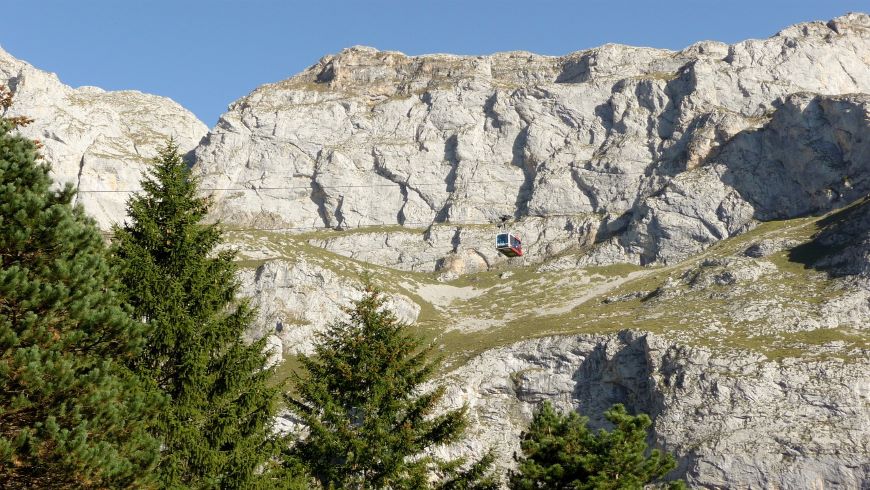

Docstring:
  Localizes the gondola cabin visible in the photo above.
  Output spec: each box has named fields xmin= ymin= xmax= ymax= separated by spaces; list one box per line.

xmin=496 ymin=232 xmax=523 ymax=257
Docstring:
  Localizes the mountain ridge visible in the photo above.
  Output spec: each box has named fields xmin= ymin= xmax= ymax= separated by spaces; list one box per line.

xmin=0 ymin=44 xmax=207 ymax=228
xmin=193 ymin=12 xmax=870 ymax=276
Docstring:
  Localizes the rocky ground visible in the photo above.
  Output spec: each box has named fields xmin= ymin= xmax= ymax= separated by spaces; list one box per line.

xmin=2 ymin=13 xmax=869 ymax=488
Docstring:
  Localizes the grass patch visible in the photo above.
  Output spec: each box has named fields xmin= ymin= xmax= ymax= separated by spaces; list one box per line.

xmin=297 ymin=224 xmax=427 ymax=241
xmin=225 ymin=202 xmax=869 ymax=382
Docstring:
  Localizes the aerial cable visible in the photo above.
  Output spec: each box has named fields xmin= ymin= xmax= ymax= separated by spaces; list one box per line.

xmin=76 ymin=167 xmax=659 ymax=194
xmin=76 ymin=157 xmax=662 ymax=194
xmin=99 ymin=210 xmax=604 ymax=235
xmin=78 ymin=179 xmax=528 ymax=193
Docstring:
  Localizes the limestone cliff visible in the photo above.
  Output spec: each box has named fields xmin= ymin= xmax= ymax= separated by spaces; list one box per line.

xmin=194 ymin=13 xmax=870 ymax=274
xmin=435 ymin=331 xmax=869 ymax=488
xmin=0 ymin=46 xmax=207 ymax=228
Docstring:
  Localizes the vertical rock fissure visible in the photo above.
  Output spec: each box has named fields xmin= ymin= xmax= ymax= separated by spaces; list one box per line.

xmin=334 ymin=195 xmax=347 ymax=229
xmin=371 ymin=149 xmax=439 ymax=225
xmin=482 ymin=92 xmax=502 ymax=129
xmin=72 ymin=153 xmax=86 ymax=206
xmin=571 ymin=168 xmax=601 ymax=213
xmin=397 ymin=182 xmax=408 ymax=225
xmin=309 ymin=178 xmax=331 ymax=228
xmin=512 ymin=126 xmax=535 ymax=218
xmin=435 ymin=134 xmax=461 ymax=223
xmin=443 ymin=134 xmax=459 ymax=193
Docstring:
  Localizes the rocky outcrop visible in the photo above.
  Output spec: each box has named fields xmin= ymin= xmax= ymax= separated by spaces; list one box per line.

xmin=0 ymin=46 xmax=207 ymax=228
xmin=435 ymin=331 xmax=870 ymax=489
xmin=790 ymin=197 xmax=870 ymax=277
xmin=617 ymin=93 xmax=870 ymax=265
xmin=194 ymin=13 xmax=870 ymax=272
xmin=239 ymin=259 xmax=420 ymax=355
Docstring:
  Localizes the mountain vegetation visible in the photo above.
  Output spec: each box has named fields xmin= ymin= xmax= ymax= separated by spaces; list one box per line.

xmin=510 ymin=401 xmax=681 ymax=489
xmin=0 ymin=88 xmax=162 ymax=488
xmin=111 ymin=142 xmax=294 ymax=488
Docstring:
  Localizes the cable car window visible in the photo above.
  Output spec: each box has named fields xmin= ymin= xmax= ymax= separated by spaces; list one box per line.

xmin=510 ymin=236 xmax=520 ymax=248
xmin=496 ymin=234 xmax=509 ymax=247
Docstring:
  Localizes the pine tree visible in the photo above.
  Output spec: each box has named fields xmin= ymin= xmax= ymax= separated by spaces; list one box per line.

xmin=0 ymin=87 xmax=161 ymax=487
xmin=287 ymin=283 xmax=498 ymax=489
xmin=112 ymin=141 xmax=293 ymax=488
xmin=510 ymin=402 xmax=682 ymax=489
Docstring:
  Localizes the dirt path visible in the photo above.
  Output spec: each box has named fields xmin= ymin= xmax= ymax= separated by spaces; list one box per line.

xmin=534 ymin=269 xmax=651 ymax=316
xmin=415 ymin=283 xmax=485 ymax=307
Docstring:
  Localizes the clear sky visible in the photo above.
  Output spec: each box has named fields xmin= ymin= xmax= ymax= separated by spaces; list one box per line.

xmin=1 ymin=1 xmax=865 ymax=126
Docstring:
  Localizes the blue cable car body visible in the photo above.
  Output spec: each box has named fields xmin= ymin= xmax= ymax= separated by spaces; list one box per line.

xmin=496 ymin=232 xmax=523 ymax=257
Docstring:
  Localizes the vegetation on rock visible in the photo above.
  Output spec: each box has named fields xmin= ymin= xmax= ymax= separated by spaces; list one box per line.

xmin=287 ymin=283 xmax=498 ymax=489
xmin=510 ymin=401 xmax=681 ymax=489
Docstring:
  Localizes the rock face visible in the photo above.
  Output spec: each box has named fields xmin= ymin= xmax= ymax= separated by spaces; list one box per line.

xmin=0 ymin=46 xmax=207 ymax=228
xmin=791 ymin=197 xmax=870 ymax=277
xmin=238 ymin=259 xmax=420 ymax=355
xmin=618 ymin=93 xmax=870 ymax=266
xmin=194 ymin=13 xmax=870 ymax=271
xmin=435 ymin=331 xmax=869 ymax=489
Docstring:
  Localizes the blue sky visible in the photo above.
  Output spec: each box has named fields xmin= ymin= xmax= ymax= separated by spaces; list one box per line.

xmin=1 ymin=1 xmax=865 ymax=126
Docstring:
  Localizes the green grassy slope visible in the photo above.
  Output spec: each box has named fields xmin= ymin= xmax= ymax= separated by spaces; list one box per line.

xmin=228 ymin=201 xmax=869 ymax=381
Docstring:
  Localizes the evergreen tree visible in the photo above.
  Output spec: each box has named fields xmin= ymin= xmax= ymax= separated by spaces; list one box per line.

xmin=510 ymin=402 xmax=682 ymax=489
xmin=0 ymin=88 xmax=161 ymax=487
xmin=288 ymin=283 xmax=498 ymax=489
xmin=112 ymin=141 xmax=293 ymax=488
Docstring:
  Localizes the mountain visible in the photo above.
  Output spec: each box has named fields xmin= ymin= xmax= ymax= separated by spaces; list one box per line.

xmin=193 ymin=12 xmax=870 ymax=276
xmin=2 ymin=13 xmax=869 ymax=488
xmin=0 ymin=46 xmax=207 ymax=228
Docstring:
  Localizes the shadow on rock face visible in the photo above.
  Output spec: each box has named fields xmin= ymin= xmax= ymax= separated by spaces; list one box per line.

xmin=719 ymin=94 xmax=870 ymax=222
xmin=789 ymin=196 xmax=870 ymax=277
xmin=612 ymin=94 xmax=870 ymax=266
xmin=567 ymin=332 xmax=693 ymax=482
xmin=570 ymin=332 xmax=662 ymax=429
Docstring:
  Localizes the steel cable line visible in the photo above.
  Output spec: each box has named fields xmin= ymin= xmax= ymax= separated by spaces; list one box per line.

xmin=78 ymin=179 xmax=525 ymax=193
xmin=224 ymin=216 xmax=595 ymax=233
xmin=99 ymin=210 xmax=605 ymax=235
xmin=84 ymin=164 xmax=650 ymax=234
xmin=77 ymin=166 xmax=659 ymax=194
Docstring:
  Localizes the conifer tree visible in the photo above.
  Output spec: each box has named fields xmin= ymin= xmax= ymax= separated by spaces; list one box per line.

xmin=287 ymin=283 xmax=498 ymax=489
xmin=0 ymin=88 xmax=161 ymax=487
xmin=112 ymin=142 xmax=293 ymax=488
xmin=510 ymin=402 xmax=682 ymax=489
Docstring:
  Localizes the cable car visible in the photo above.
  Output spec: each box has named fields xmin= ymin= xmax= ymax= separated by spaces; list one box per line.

xmin=496 ymin=231 xmax=523 ymax=257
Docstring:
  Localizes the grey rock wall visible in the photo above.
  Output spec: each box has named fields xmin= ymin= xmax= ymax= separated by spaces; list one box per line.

xmin=0 ymin=46 xmax=207 ymax=228
xmin=194 ymin=13 xmax=870 ymax=271
xmin=615 ymin=93 xmax=870 ymax=265
xmin=238 ymin=259 xmax=420 ymax=355
xmin=436 ymin=331 xmax=869 ymax=489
